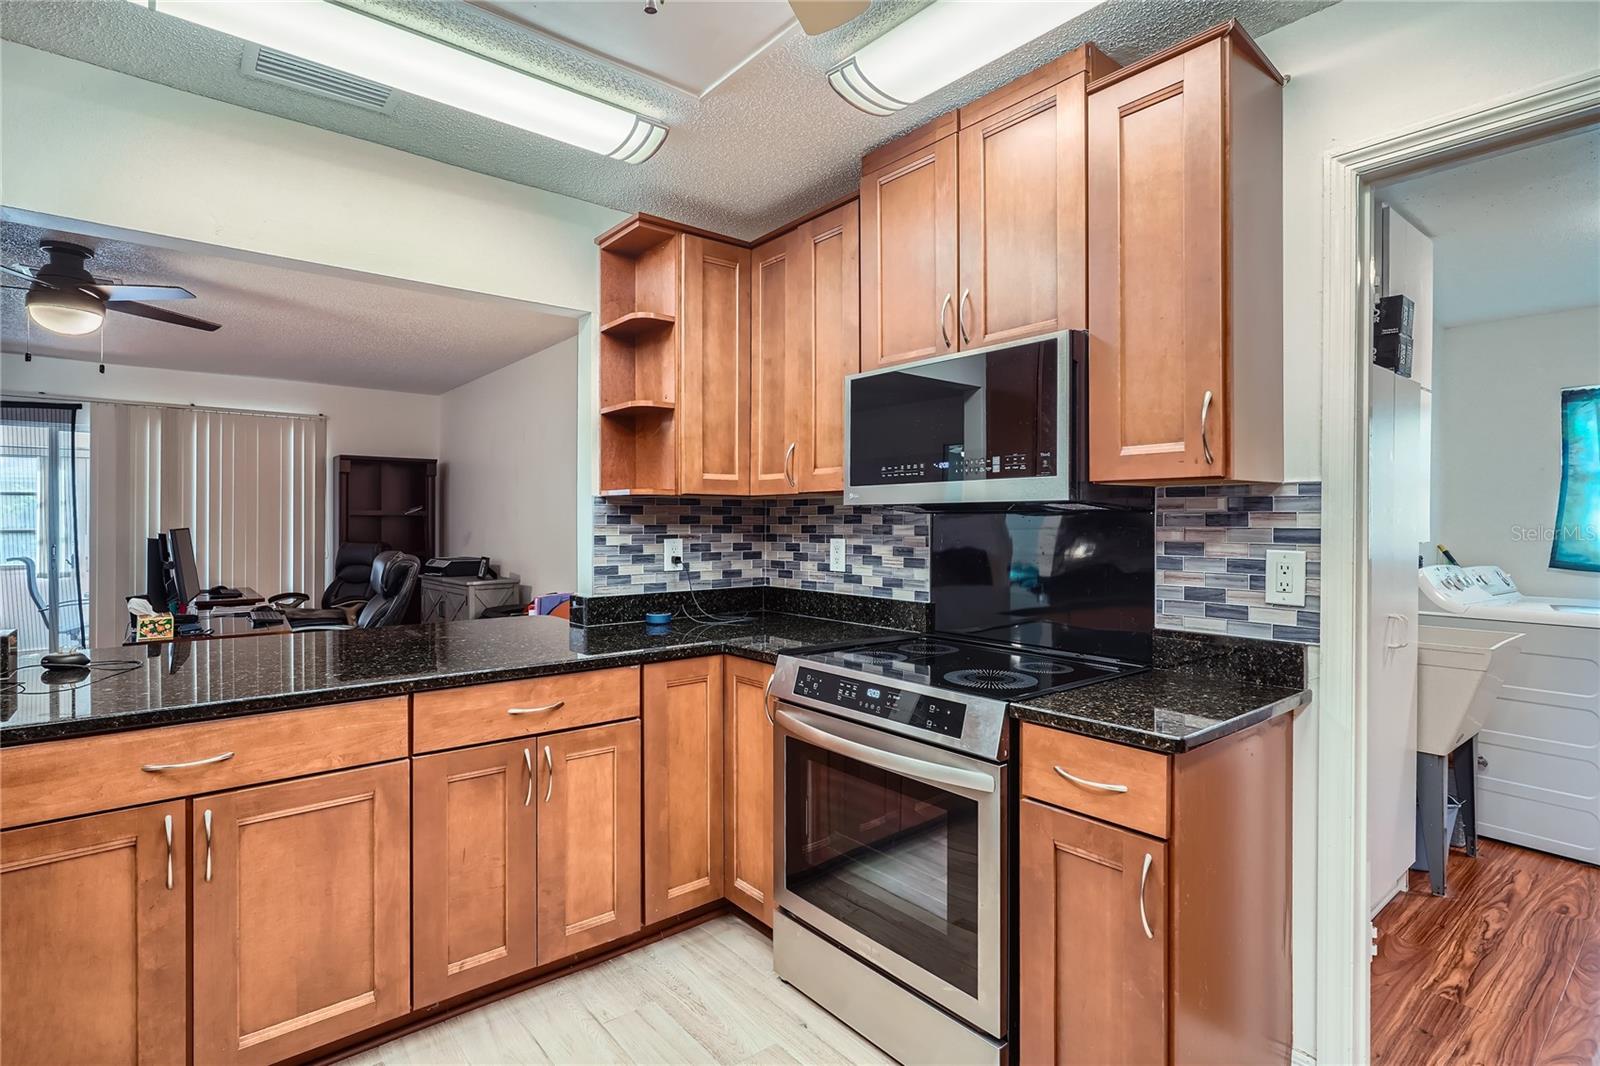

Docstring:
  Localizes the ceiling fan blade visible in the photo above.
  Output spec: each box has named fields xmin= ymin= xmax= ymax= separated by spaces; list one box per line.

xmin=0 ymin=264 xmax=54 ymax=287
xmin=108 ymin=300 xmax=221 ymax=332
xmin=789 ymin=0 xmax=869 ymax=35
xmin=91 ymin=284 xmax=197 ymax=302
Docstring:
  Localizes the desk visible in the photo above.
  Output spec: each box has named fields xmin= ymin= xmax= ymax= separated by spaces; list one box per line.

xmin=125 ymin=612 xmax=288 ymax=646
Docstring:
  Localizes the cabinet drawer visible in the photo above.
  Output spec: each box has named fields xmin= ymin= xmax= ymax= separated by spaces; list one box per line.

xmin=1020 ymin=724 xmax=1170 ymax=838
xmin=0 ymin=698 xmax=409 ymax=830
xmin=411 ymin=667 xmax=640 ymax=753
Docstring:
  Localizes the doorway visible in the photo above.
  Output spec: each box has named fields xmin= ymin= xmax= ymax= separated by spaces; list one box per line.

xmin=0 ymin=401 xmax=90 ymax=653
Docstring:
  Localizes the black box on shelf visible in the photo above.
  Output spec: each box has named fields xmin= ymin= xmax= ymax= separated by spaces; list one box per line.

xmin=1374 ymin=294 xmax=1415 ymax=339
xmin=1374 ymin=332 xmax=1414 ymax=378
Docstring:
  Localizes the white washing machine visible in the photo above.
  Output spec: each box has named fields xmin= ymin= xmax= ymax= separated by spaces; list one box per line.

xmin=1419 ymin=565 xmax=1600 ymax=865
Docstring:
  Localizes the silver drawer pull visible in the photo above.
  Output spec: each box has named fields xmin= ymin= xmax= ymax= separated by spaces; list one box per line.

xmin=784 ymin=441 xmax=797 ymax=488
xmin=1139 ymin=853 xmax=1154 ymax=940
xmin=163 ymin=814 xmax=174 ymax=891
xmin=958 ymin=288 xmax=972 ymax=344
xmin=763 ymin=673 xmax=776 ymax=727
xmin=938 ymin=293 xmax=953 ymax=349
xmin=522 ymin=747 xmax=533 ymax=808
xmin=508 ymin=700 xmax=565 ymax=716
xmin=543 ymin=745 xmax=554 ymax=803
xmin=1200 ymin=389 xmax=1215 ymax=465
xmin=1053 ymin=765 xmax=1129 ymax=794
xmin=203 ymin=808 xmax=214 ymax=884
xmin=142 ymin=751 xmax=234 ymax=773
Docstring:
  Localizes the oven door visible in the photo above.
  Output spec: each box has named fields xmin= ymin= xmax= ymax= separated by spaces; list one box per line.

xmin=773 ymin=702 xmax=1005 ymax=1037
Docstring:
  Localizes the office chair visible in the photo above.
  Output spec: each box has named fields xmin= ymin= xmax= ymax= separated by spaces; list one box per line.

xmin=269 ymin=542 xmax=384 ymax=612
xmin=7 ymin=555 xmax=88 ymax=645
xmin=284 ymin=551 xmax=420 ymax=631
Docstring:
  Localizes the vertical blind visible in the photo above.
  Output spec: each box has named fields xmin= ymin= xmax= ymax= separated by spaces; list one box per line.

xmin=89 ymin=402 xmax=327 ymax=646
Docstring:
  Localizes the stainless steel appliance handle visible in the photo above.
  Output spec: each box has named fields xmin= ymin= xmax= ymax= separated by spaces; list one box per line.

xmin=784 ymin=442 xmax=797 ymax=488
xmin=1052 ymin=765 xmax=1129 ymax=794
xmin=522 ymin=747 xmax=534 ymax=807
xmin=142 ymin=751 xmax=234 ymax=773
xmin=202 ymin=808 xmax=214 ymax=884
xmin=958 ymin=288 xmax=972 ymax=344
xmin=938 ymin=293 xmax=952 ymax=349
xmin=1200 ymin=389 xmax=1215 ymax=465
xmin=774 ymin=705 xmax=995 ymax=795
xmin=1139 ymin=853 xmax=1154 ymax=939
xmin=163 ymin=813 xmax=174 ymax=891
xmin=543 ymin=745 xmax=553 ymax=803
xmin=763 ymin=673 xmax=776 ymax=726
xmin=508 ymin=700 xmax=565 ymax=716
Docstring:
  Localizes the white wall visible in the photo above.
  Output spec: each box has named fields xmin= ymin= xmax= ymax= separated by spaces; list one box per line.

xmin=1262 ymin=0 xmax=1600 ymax=480
xmin=439 ymin=337 xmax=579 ymax=597
xmin=1432 ymin=306 xmax=1600 ymax=600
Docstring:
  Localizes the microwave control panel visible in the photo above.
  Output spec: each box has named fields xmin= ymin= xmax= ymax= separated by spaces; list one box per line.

xmin=793 ymin=667 xmax=968 ymax=738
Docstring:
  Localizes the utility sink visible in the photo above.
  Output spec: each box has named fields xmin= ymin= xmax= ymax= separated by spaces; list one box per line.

xmin=1416 ymin=625 xmax=1524 ymax=756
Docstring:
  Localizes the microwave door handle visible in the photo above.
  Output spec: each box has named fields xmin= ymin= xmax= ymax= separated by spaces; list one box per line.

xmin=773 ymin=705 xmax=995 ymax=797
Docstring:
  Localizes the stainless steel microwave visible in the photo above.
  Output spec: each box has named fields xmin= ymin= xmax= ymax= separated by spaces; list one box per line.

xmin=844 ymin=330 xmax=1085 ymax=506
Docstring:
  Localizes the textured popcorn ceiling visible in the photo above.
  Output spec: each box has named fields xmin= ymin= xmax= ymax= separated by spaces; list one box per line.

xmin=1 ymin=215 xmax=579 ymax=393
xmin=0 ymin=0 xmax=1334 ymax=241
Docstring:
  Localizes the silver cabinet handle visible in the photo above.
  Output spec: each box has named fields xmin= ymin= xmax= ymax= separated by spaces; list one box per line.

xmin=938 ymin=293 xmax=952 ymax=349
xmin=522 ymin=747 xmax=534 ymax=808
xmin=142 ymin=751 xmax=234 ymax=773
xmin=163 ymin=813 xmax=174 ymax=891
xmin=958 ymin=288 xmax=972 ymax=345
xmin=1139 ymin=853 xmax=1154 ymax=940
xmin=784 ymin=442 xmax=797 ymax=488
xmin=1200 ymin=389 xmax=1215 ymax=465
xmin=542 ymin=745 xmax=553 ymax=803
xmin=202 ymin=808 xmax=213 ymax=884
xmin=763 ymin=672 xmax=776 ymax=726
xmin=1053 ymin=765 xmax=1129 ymax=794
xmin=508 ymin=700 xmax=565 ymax=716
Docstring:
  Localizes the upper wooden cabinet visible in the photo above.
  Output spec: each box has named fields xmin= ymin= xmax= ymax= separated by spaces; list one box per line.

xmin=643 ymin=657 xmax=727 ymax=923
xmin=1 ymin=801 xmax=188 ymax=1066
xmin=1086 ymin=23 xmax=1285 ymax=483
xmin=680 ymin=235 xmax=753 ymax=494
xmin=751 ymin=200 xmax=861 ymax=494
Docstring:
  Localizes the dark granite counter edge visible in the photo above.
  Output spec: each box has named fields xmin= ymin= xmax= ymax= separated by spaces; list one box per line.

xmin=1010 ymin=687 xmax=1311 ymax=755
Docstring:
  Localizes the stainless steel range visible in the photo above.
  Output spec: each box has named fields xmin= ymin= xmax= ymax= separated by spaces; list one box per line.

xmin=770 ymin=506 xmax=1154 ymax=1065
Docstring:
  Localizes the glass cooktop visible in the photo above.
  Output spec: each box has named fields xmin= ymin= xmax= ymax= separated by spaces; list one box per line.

xmin=803 ymin=635 xmax=1142 ymax=702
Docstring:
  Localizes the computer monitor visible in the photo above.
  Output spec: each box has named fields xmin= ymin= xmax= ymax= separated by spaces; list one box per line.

xmin=168 ymin=527 xmax=201 ymax=608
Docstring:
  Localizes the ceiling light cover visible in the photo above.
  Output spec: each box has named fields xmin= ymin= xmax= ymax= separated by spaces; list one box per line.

xmin=26 ymin=287 xmax=106 ymax=336
xmin=131 ymin=0 xmax=668 ymax=162
xmin=829 ymin=0 xmax=1106 ymax=115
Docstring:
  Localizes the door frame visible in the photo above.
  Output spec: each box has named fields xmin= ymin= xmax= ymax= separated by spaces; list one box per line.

xmin=1314 ymin=70 xmax=1600 ymax=1066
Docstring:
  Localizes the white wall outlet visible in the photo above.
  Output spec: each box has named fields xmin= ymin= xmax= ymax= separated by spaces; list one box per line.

xmin=663 ymin=537 xmax=684 ymax=573
xmin=1265 ymin=549 xmax=1307 ymax=607
xmin=828 ymin=537 xmax=847 ymax=573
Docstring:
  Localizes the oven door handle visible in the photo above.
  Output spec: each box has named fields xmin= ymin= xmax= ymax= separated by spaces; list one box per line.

xmin=773 ymin=705 xmax=996 ymax=796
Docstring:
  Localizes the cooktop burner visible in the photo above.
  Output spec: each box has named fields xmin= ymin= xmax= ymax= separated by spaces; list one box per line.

xmin=1014 ymin=657 xmax=1077 ymax=675
xmin=942 ymin=668 xmax=1038 ymax=692
xmin=899 ymin=640 xmax=960 ymax=656
xmin=843 ymin=649 xmax=908 ymax=664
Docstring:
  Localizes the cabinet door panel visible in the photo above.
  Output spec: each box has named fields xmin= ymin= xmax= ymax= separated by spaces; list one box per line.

xmin=723 ymin=657 xmax=775 ymax=925
xmin=1088 ymin=41 xmax=1228 ymax=481
xmin=680 ymin=235 xmax=752 ymax=494
xmin=413 ymin=740 xmax=537 ymax=1007
xmin=644 ymin=657 xmax=726 ymax=923
xmin=1 ymin=802 xmax=187 ymax=1066
xmin=958 ymin=76 xmax=1086 ymax=347
xmin=537 ymin=720 xmax=643 ymax=963
xmin=861 ymin=136 xmax=958 ymax=369
xmin=797 ymin=203 xmax=860 ymax=492
xmin=193 ymin=762 xmax=410 ymax=1066
xmin=1019 ymin=799 xmax=1167 ymax=1066
xmin=750 ymin=232 xmax=800 ymax=495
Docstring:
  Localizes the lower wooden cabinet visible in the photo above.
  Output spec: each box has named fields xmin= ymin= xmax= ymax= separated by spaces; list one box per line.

xmin=723 ymin=657 xmax=775 ymax=924
xmin=1020 ymin=799 xmax=1168 ymax=1066
xmin=643 ymin=657 xmax=726 ymax=923
xmin=536 ymin=719 xmax=643 ymax=964
xmin=412 ymin=739 xmax=538 ymax=1008
xmin=1 ymin=801 xmax=188 ymax=1066
xmin=192 ymin=761 xmax=412 ymax=1066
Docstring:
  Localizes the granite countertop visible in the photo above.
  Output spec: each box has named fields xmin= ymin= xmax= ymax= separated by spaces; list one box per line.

xmin=0 ymin=612 xmax=899 ymax=746
xmin=1010 ymin=670 xmax=1310 ymax=754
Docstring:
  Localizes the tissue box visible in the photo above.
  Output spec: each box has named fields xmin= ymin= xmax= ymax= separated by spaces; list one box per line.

xmin=134 ymin=613 xmax=176 ymax=643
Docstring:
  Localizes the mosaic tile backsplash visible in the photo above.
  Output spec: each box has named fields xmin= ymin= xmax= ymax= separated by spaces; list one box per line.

xmin=1155 ymin=483 xmax=1322 ymax=644
xmin=591 ymin=496 xmax=930 ymax=602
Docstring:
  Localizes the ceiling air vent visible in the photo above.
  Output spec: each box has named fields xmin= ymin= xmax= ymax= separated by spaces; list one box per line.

xmin=241 ymin=44 xmax=397 ymax=113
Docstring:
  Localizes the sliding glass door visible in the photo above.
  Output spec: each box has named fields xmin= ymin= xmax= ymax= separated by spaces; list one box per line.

xmin=1 ymin=402 xmax=90 ymax=653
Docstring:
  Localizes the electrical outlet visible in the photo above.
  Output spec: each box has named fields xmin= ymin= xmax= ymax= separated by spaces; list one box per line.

xmin=829 ymin=537 xmax=847 ymax=573
xmin=663 ymin=537 xmax=684 ymax=573
xmin=1265 ymin=549 xmax=1306 ymax=607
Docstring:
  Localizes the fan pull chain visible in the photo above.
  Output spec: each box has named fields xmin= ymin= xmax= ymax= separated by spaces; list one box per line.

xmin=24 ymin=316 xmax=33 ymax=361
xmin=98 ymin=319 xmax=106 ymax=374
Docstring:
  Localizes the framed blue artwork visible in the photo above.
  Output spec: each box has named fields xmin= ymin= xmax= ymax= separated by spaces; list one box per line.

xmin=1551 ymin=385 xmax=1600 ymax=572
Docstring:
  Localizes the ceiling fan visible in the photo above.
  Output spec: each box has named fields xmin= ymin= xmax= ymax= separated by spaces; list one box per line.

xmin=1 ymin=240 xmax=220 ymax=336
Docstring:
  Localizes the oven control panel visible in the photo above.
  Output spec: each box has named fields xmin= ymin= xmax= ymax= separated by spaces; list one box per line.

xmin=793 ymin=667 xmax=968 ymax=738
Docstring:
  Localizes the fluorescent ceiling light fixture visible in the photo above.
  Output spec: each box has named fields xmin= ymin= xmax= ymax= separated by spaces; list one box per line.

xmin=829 ymin=0 xmax=1105 ymax=115
xmin=129 ymin=0 xmax=668 ymax=163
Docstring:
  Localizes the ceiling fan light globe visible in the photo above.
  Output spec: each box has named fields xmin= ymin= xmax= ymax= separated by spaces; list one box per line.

xmin=26 ymin=287 xmax=106 ymax=336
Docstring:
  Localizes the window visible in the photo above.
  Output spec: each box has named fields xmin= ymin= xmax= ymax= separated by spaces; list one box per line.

xmin=0 ymin=403 xmax=91 ymax=653
xmin=1552 ymin=385 xmax=1600 ymax=572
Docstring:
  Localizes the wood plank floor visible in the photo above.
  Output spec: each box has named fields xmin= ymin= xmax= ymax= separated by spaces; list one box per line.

xmin=1372 ymin=839 xmax=1600 ymax=1065
xmin=339 ymin=917 xmax=893 ymax=1065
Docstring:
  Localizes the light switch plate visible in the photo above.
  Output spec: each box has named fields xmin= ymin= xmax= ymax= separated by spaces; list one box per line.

xmin=663 ymin=537 xmax=684 ymax=573
xmin=828 ymin=538 xmax=846 ymax=573
xmin=1266 ymin=549 xmax=1306 ymax=607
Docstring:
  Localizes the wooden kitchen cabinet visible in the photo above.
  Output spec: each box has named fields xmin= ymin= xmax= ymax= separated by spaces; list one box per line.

xmin=1086 ymin=22 xmax=1285 ymax=483
xmin=1019 ymin=799 xmax=1168 ymax=1066
xmin=679 ymin=234 xmax=753 ymax=494
xmin=536 ymin=719 xmax=643 ymax=964
xmin=1 ymin=801 xmax=188 ymax=1066
xmin=412 ymin=739 xmax=538 ymax=1008
xmin=751 ymin=201 xmax=861 ymax=495
xmin=192 ymin=761 xmax=411 ymax=1066
xmin=643 ymin=657 xmax=726 ymax=923
xmin=723 ymin=656 xmax=775 ymax=924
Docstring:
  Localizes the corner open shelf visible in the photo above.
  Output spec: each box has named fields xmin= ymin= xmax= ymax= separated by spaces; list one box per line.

xmin=600 ymin=311 xmax=676 ymax=339
xmin=599 ymin=399 xmax=676 ymax=417
xmin=598 ymin=217 xmax=681 ymax=496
